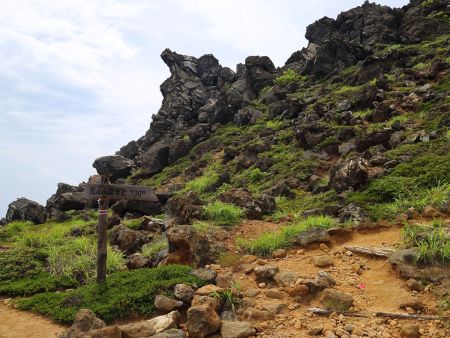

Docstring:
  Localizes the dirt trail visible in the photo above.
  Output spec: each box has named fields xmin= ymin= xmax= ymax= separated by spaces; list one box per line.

xmin=217 ymin=222 xmax=449 ymax=337
xmin=0 ymin=300 xmax=67 ymax=338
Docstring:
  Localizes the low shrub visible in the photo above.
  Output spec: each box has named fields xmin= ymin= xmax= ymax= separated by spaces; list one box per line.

xmin=18 ymin=265 xmax=207 ymax=323
xmin=204 ymin=201 xmax=244 ymax=226
xmin=238 ymin=215 xmax=336 ymax=256
xmin=0 ymin=273 xmax=76 ymax=296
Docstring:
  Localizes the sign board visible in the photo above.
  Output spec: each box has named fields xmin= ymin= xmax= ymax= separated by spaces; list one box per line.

xmin=84 ymin=183 xmax=158 ymax=202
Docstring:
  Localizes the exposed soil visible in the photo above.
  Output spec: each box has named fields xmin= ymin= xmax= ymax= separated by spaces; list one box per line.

xmin=212 ymin=221 xmax=450 ymax=337
xmin=0 ymin=299 xmax=67 ymax=338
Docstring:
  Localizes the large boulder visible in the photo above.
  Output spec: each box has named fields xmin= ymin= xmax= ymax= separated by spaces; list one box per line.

xmin=92 ymin=155 xmax=134 ymax=181
xmin=60 ymin=309 xmax=106 ymax=338
xmin=319 ymin=288 xmax=354 ymax=311
xmin=46 ymin=182 xmax=87 ymax=217
xmin=5 ymin=198 xmax=47 ymax=224
xmin=111 ymin=199 xmax=162 ymax=218
xmin=186 ymin=304 xmax=222 ymax=338
xmin=165 ymin=192 xmax=203 ymax=226
xmin=245 ymin=55 xmax=276 ymax=92
xmin=329 ymin=157 xmax=369 ymax=193
xmin=137 ymin=142 xmax=170 ymax=178
xmin=165 ymin=224 xmax=213 ymax=267
xmin=110 ymin=225 xmax=154 ymax=255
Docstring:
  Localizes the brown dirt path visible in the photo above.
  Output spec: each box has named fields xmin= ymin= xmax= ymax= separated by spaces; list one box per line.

xmin=0 ymin=300 xmax=67 ymax=338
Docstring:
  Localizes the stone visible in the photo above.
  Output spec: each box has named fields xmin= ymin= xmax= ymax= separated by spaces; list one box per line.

xmin=221 ymin=320 xmax=256 ymax=338
xmin=110 ymin=225 xmax=154 ymax=255
xmin=191 ymin=268 xmax=217 ymax=283
xmin=126 ymin=254 xmax=150 ymax=270
xmin=246 ymin=289 xmax=261 ymax=298
xmin=265 ymin=289 xmax=285 ymax=299
xmin=5 ymin=198 xmax=47 ymax=224
xmin=254 ymin=265 xmax=278 ymax=283
xmin=165 ymin=193 xmax=203 ymax=226
xmin=186 ymin=304 xmax=222 ymax=338
xmin=137 ymin=142 xmax=170 ymax=177
xmin=262 ymin=301 xmax=286 ymax=314
xmin=286 ymin=284 xmax=310 ymax=298
xmin=329 ymin=158 xmax=369 ymax=193
xmin=154 ymin=295 xmax=183 ymax=313
xmin=308 ymin=322 xmax=324 ymax=335
xmin=274 ymin=271 xmax=302 ymax=287
xmin=399 ymin=297 xmax=426 ymax=311
xmin=293 ymin=228 xmax=331 ymax=247
xmin=272 ymin=249 xmax=287 ymax=259
xmin=216 ymin=272 xmax=233 ymax=288
xmin=174 ymin=284 xmax=196 ymax=303
xmin=405 ymin=279 xmax=423 ymax=292
xmin=399 ymin=324 xmax=420 ymax=338
xmin=422 ymin=205 xmax=442 ymax=218
xmin=338 ymin=203 xmax=368 ymax=224
xmin=151 ymin=329 xmax=186 ymax=338
xmin=119 ymin=310 xmax=180 ymax=337
xmin=196 ymin=284 xmax=223 ymax=296
xmin=60 ymin=309 xmax=106 ymax=338
xmin=92 ymin=155 xmax=134 ymax=181
xmin=241 ymin=307 xmax=274 ymax=321
xmin=320 ymin=288 xmax=354 ymax=311
xmin=165 ymin=225 xmax=212 ymax=267
xmin=191 ymin=295 xmax=222 ymax=312
xmin=80 ymin=326 xmax=121 ymax=338
xmin=312 ymin=255 xmax=334 ymax=267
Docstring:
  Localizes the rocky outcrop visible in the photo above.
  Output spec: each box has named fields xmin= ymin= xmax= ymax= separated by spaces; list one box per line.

xmin=110 ymin=225 xmax=154 ymax=255
xmin=285 ymin=0 xmax=450 ymax=77
xmin=46 ymin=182 xmax=87 ymax=217
xmin=5 ymin=198 xmax=47 ymax=224
xmin=329 ymin=157 xmax=369 ymax=193
xmin=92 ymin=155 xmax=135 ymax=182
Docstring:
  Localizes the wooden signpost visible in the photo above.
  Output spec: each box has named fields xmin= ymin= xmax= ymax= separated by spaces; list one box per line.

xmin=84 ymin=177 xmax=157 ymax=283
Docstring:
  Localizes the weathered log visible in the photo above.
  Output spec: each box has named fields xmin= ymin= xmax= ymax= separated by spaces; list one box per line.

xmin=308 ymin=308 xmax=448 ymax=321
xmin=344 ymin=245 xmax=395 ymax=257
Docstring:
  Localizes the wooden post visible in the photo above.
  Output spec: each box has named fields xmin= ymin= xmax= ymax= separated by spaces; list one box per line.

xmin=96 ymin=176 xmax=109 ymax=283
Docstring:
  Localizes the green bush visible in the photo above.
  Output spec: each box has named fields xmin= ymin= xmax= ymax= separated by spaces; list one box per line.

xmin=18 ymin=265 xmax=207 ymax=323
xmin=47 ymin=238 xmax=125 ymax=283
xmin=238 ymin=215 xmax=337 ymax=256
xmin=273 ymin=69 xmax=306 ymax=86
xmin=204 ymin=201 xmax=244 ymax=225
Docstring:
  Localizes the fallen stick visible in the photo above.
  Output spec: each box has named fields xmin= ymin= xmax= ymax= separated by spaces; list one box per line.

xmin=308 ymin=308 xmax=449 ymax=321
xmin=344 ymin=245 xmax=395 ymax=257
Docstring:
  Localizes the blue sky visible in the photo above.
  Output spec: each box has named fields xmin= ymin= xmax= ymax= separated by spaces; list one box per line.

xmin=0 ymin=0 xmax=408 ymax=217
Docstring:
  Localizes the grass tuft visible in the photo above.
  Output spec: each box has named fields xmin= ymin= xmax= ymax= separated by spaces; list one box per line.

xmin=204 ymin=201 xmax=244 ymax=226
xmin=238 ymin=215 xmax=336 ymax=256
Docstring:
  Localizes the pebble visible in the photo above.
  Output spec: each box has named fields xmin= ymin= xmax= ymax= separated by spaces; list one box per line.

xmin=258 ymin=282 xmax=267 ymax=288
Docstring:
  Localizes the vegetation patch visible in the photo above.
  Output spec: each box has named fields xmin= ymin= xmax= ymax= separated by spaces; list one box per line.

xmin=402 ymin=221 xmax=450 ymax=266
xmin=273 ymin=69 xmax=306 ymax=86
xmin=18 ymin=265 xmax=207 ymax=323
xmin=141 ymin=239 xmax=168 ymax=259
xmin=237 ymin=215 xmax=337 ymax=256
xmin=204 ymin=201 xmax=244 ymax=226
xmin=0 ymin=273 xmax=76 ymax=297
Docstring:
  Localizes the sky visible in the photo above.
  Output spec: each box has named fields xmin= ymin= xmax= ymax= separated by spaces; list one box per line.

xmin=0 ymin=0 xmax=409 ymax=217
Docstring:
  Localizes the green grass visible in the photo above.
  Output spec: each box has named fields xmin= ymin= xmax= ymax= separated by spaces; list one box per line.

xmin=184 ymin=172 xmax=219 ymax=194
xmin=402 ymin=221 xmax=450 ymax=265
xmin=18 ymin=265 xmax=207 ymax=323
xmin=237 ymin=215 xmax=337 ymax=256
xmin=46 ymin=237 xmax=125 ymax=283
xmin=122 ymin=218 xmax=142 ymax=230
xmin=203 ymin=201 xmax=244 ymax=226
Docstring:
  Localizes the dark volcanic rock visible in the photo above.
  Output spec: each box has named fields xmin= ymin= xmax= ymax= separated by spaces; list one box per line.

xmin=92 ymin=155 xmax=134 ymax=181
xmin=137 ymin=142 xmax=170 ymax=178
xmin=165 ymin=192 xmax=203 ymax=226
xmin=329 ymin=157 xmax=369 ymax=193
xmin=110 ymin=225 xmax=154 ymax=255
xmin=5 ymin=198 xmax=47 ymax=224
